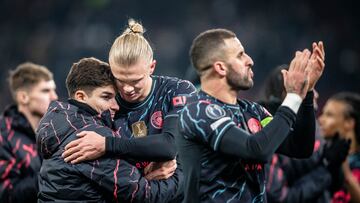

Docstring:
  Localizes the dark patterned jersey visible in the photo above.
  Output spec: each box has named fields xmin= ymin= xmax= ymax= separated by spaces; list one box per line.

xmin=37 ymin=100 xmax=179 ymax=202
xmin=332 ymin=152 xmax=360 ymax=203
xmin=178 ymin=91 xmax=274 ymax=203
xmin=0 ymin=105 xmax=41 ymax=203
xmin=114 ymin=75 xmax=196 ymax=168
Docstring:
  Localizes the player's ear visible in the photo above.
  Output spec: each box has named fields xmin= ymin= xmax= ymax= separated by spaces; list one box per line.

xmin=16 ymin=90 xmax=30 ymax=105
xmin=74 ymin=90 xmax=88 ymax=102
xmin=213 ymin=61 xmax=227 ymax=77
xmin=149 ymin=59 xmax=156 ymax=75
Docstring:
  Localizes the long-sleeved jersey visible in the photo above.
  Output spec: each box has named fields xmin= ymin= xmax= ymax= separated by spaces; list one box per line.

xmin=261 ymin=100 xmax=331 ymax=203
xmin=177 ymin=90 xmax=315 ymax=203
xmin=111 ymin=75 xmax=196 ymax=202
xmin=36 ymin=100 xmax=180 ymax=203
xmin=113 ymin=75 xmax=196 ymax=144
xmin=0 ymin=105 xmax=41 ymax=203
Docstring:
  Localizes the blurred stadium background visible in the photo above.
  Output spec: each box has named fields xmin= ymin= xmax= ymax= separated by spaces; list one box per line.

xmin=1 ymin=0 xmax=359 ymax=114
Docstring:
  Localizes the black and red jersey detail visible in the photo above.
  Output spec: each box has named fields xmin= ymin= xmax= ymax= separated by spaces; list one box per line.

xmin=0 ymin=105 xmax=41 ymax=203
xmin=36 ymin=100 xmax=179 ymax=202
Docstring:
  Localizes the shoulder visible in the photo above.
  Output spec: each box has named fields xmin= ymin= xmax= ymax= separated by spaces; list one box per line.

xmin=155 ymin=75 xmax=197 ymax=95
xmin=239 ymin=99 xmax=272 ymax=117
xmin=181 ymin=100 xmax=229 ymax=122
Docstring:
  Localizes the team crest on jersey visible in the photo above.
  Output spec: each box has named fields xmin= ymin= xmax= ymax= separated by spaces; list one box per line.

xmin=247 ymin=118 xmax=262 ymax=133
xmin=131 ymin=121 xmax=147 ymax=137
xmin=205 ymin=104 xmax=226 ymax=120
xmin=151 ymin=111 xmax=163 ymax=129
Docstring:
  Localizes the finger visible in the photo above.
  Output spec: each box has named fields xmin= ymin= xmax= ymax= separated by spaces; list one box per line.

xmin=164 ymin=169 xmax=176 ymax=179
xmin=64 ymin=151 xmax=82 ymax=163
xmin=312 ymin=42 xmax=317 ymax=50
xmin=316 ymin=56 xmax=325 ymax=69
xmin=144 ymin=162 xmax=154 ymax=175
xmin=319 ymin=41 xmax=325 ymax=60
xmin=293 ymin=51 xmax=303 ymax=71
xmin=145 ymin=170 xmax=161 ymax=180
xmin=289 ymin=51 xmax=301 ymax=71
xmin=313 ymin=47 xmax=325 ymax=62
xmin=64 ymin=139 xmax=81 ymax=150
xmin=71 ymin=155 xmax=86 ymax=164
xmin=63 ymin=144 xmax=81 ymax=157
xmin=300 ymin=49 xmax=310 ymax=71
xmin=168 ymin=160 xmax=176 ymax=167
xmin=76 ymin=131 xmax=89 ymax=137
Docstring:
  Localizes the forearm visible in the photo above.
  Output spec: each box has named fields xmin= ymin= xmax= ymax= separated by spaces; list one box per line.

xmin=105 ymin=116 xmax=179 ymax=161
xmin=219 ymin=106 xmax=296 ymax=162
xmin=277 ymin=91 xmax=315 ymax=158
xmin=105 ymin=134 xmax=176 ymax=161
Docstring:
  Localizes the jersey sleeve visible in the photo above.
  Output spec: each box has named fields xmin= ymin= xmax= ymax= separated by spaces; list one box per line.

xmin=76 ymin=156 xmax=178 ymax=203
xmin=166 ymin=80 xmax=197 ymax=117
xmin=178 ymin=101 xmax=236 ymax=150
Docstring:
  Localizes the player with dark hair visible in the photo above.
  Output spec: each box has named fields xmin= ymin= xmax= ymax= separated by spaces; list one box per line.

xmin=37 ymin=57 xmax=180 ymax=202
xmin=176 ymin=28 xmax=325 ymax=202
xmin=320 ymin=92 xmax=360 ymax=203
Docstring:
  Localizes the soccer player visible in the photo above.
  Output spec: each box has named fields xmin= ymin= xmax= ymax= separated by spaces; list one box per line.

xmin=62 ymin=19 xmax=196 ymax=184
xmin=37 ymin=57 xmax=179 ymax=202
xmin=319 ymin=92 xmax=360 ymax=203
xmin=176 ymin=28 xmax=325 ymax=202
xmin=0 ymin=62 xmax=58 ymax=203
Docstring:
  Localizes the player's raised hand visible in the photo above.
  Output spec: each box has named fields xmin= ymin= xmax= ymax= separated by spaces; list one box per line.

xmin=306 ymin=41 xmax=325 ymax=90
xmin=282 ymin=49 xmax=311 ymax=99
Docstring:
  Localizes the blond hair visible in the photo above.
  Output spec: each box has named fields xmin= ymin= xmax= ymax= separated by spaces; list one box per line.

xmin=109 ymin=19 xmax=153 ymax=67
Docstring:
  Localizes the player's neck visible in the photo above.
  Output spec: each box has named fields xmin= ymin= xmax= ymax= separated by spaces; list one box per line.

xmin=201 ymin=78 xmax=237 ymax=105
xmin=18 ymin=105 xmax=41 ymax=131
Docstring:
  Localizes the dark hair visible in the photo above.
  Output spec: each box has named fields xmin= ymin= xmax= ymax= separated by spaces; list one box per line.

xmin=330 ymin=92 xmax=360 ymax=145
xmin=263 ymin=64 xmax=289 ymax=102
xmin=8 ymin=62 xmax=53 ymax=102
xmin=190 ymin=29 xmax=236 ymax=75
xmin=66 ymin=57 xmax=116 ymax=98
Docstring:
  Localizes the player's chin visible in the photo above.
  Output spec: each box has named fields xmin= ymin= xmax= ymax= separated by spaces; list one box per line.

xmin=123 ymin=94 xmax=140 ymax=102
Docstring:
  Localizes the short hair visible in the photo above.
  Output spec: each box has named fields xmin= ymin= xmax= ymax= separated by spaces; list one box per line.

xmin=8 ymin=62 xmax=53 ymax=101
xmin=66 ymin=57 xmax=116 ymax=98
xmin=190 ymin=28 xmax=236 ymax=75
xmin=109 ymin=18 xmax=153 ymax=67
xmin=330 ymin=92 xmax=360 ymax=144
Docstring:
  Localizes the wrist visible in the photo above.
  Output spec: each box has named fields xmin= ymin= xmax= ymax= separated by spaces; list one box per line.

xmin=281 ymin=93 xmax=303 ymax=114
xmin=105 ymin=137 xmax=112 ymax=154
